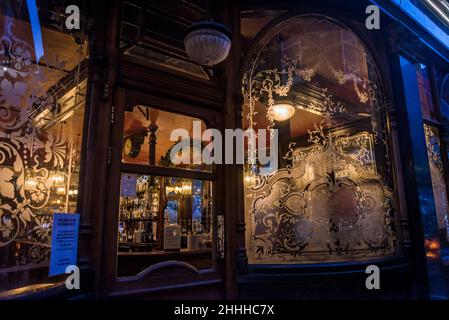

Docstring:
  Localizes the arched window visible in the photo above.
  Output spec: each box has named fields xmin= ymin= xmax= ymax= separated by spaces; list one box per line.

xmin=242 ymin=15 xmax=396 ymax=264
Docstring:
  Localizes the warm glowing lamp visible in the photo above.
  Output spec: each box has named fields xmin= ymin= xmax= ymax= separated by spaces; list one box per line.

xmin=181 ymin=180 xmax=192 ymax=195
xmin=270 ymin=102 xmax=295 ymax=122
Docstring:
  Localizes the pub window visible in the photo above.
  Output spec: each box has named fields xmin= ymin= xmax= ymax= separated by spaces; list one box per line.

xmin=423 ymin=124 xmax=449 ymax=243
xmin=117 ymin=107 xmax=215 ymax=277
xmin=419 ymin=65 xmax=449 ymax=245
xmin=242 ymin=16 xmax=397 ymax=264
xmin=439 ymin=73 xmax=449 ymax=245
xmin=0 ymin=3 xmax=88 ymax=294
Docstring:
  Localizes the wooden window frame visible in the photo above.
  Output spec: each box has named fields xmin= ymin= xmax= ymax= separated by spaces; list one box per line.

xmin=100 ymin=87 xmax=224 ymax=297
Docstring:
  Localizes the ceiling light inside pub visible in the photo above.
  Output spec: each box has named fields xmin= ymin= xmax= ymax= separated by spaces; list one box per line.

xmin=270 ymin=102 xmax=296 ymax=121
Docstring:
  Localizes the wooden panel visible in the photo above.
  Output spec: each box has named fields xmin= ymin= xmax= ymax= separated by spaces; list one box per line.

xmin=121 ymin=163 xmax=215 ymax=181
xmin=117 ymin=251 xmax=212 ymax=277
xmin=121 ymin=0 xmax=206 ymax=55
xmin=117 ymin=61 xmax=225 ymax=110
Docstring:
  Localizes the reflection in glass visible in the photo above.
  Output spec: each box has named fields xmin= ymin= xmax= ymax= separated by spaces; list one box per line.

xmin=424 ymin=125 xmax=449 ymax=242
xmin=122 ymin=106 xmax=212 ymax=172
xmin=416 ymin=64 xmax=437 ymax=121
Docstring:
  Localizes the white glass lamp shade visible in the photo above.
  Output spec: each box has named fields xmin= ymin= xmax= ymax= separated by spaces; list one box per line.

xmin=270 ymin=102 xmax=296 ymax=121
xmin=184 ymin=20 xmax=232 ymax=66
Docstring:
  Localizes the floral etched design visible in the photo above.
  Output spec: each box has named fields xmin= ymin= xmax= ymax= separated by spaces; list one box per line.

xmin=243 ymin=16 xmax=396 ymax=263
xmin=0 ymin=16 xmax=81 ymax=275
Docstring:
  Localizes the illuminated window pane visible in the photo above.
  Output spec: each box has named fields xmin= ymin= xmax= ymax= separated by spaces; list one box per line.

xmin=242 ymin=16 xmax=396 ymax=264
xmin=117 ymin=173 xmax=213 ymax=277
xmin=122 ymin=106 xmax=212 ymax=172
xmin=0 ymin=5 xmax=88 ymax=293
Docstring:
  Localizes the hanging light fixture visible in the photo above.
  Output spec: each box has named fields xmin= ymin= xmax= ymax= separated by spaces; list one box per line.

xmin=184 ymin=20 xmax=231 ymax=66
xmin=269 ymin=102 xmax=296 ymax=122
xmin=183 ymin=0 xmax=231 ymax=66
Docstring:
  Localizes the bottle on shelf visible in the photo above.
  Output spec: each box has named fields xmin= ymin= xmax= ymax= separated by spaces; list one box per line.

xmin=152 ymin=221 xmax=158 ymax=241
xmin=127 ymin=228 xmax=133 ymax=243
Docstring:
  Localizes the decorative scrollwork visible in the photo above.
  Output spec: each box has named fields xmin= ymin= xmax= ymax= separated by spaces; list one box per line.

xmin=424 ymin=124 xmax=449 ymax=237
xmin=243 ymin=16 xmax=396 ymax=263
xmin=424 ymin=124 xmax=443 ymax=171
xmin=246 ymin=128 xmax=396 ymax=262
xmin=0 ymin=14 xmax=84 ymax=277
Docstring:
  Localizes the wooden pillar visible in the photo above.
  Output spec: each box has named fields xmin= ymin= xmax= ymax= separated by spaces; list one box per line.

xmin=386 ymin=101 xmax=412 ymax=254
xmin=77 ymin=0 xmax=121 ymax=298
xmin=385 ymin=48 xmax=430 ymax=299
xmin=222 ymin=0 xmax=245 ymax=299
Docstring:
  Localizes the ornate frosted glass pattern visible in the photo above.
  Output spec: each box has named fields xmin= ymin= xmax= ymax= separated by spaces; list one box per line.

xmin=217 ymin=215 xmax=225 ymax=259
xmin=424 ymin=124 xmax=449 ymax=238
xmin=0 ymin=11 xmax=88 ymax=291
xmin=242 ymin=16 xmax=396 ymax=263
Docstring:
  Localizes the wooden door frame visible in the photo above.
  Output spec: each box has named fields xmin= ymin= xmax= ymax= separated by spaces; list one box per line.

xmin=99 ymin=86 xmax=225 ymax=298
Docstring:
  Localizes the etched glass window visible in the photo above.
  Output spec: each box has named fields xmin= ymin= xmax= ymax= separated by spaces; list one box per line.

xmin=424 ymin=125 xmax=449 ymax=241
xmin=418 ymin=66 xmax=449 ymax=244
xmin=242 ymin=16 xmax=396 ymax=263
xmin=0 ymin=4 xmax=88 ymax=293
